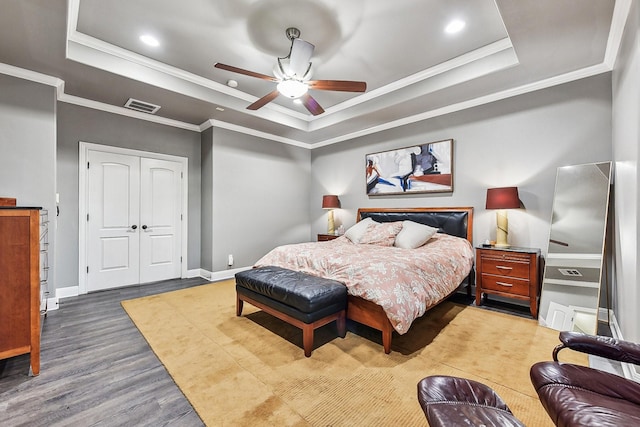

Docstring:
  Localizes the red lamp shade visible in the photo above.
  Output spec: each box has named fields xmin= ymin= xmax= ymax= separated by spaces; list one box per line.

xmin=486 ymin=187 xmax=520 ymax=209
xmin=322 ymin=195 xmax=340 ymax=209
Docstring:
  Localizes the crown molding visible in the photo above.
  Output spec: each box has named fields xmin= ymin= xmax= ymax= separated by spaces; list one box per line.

xmin=311 ymin=63 xmax=611 ymax=149
xmin=0 ymin=62 xmax=64 ymax=89
xmin=59 ymin=92 xmax=201 ymax=132
xmin=0 ymin=59 xmax=612 ymax=151
xmin=200 ymin=119 xmax=311 ymax=149
xmin=604 ymin=0 xmax=633 ymax=69
xmin=309 ymin=38 xmax=515 ymax=119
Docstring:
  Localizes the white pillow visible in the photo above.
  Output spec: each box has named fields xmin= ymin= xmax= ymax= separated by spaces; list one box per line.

xmin=344 ymin=217 xmax=376 ymax=243
xmin=394 ymin=220 xmax=438 ymax=249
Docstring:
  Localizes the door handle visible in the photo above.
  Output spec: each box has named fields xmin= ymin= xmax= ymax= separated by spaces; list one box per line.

xmin=142 ymin=225 xmax=153 ymax=232
xmin=127 ymin=225 xmax=138 ymax=233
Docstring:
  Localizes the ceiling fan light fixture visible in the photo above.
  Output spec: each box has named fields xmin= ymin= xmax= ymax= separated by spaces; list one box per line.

xmin=277 ymin=79 xmax=308 ymax=98
xmin=213 ymin=26 xmax=365 ymax=115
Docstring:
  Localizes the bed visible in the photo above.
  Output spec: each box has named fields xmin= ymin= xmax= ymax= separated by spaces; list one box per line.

xmin=254 ymin=207 xmax=474 ymax=353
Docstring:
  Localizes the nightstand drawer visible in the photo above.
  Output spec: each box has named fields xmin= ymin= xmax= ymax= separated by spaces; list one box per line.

xmin=478 ymin=258 xmax=530 ymax=279
xmin=480 ymin=274 xmax=530 ymax=297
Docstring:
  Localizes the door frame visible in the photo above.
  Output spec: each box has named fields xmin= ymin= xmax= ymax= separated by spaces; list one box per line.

xmin=78 ymin=142 xmax=189 ymax=294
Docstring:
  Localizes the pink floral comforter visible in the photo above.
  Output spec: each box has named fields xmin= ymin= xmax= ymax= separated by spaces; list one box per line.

xmin=254 ymin=233 xmax=474 ymax=334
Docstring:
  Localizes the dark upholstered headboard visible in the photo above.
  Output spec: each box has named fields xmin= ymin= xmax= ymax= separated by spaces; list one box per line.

xmin=357 ymin=207 xmax=473 ymax=244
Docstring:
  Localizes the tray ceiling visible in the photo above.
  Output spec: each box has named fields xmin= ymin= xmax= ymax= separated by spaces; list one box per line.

xmin=0 ymin=0 xmax=624 ymax=148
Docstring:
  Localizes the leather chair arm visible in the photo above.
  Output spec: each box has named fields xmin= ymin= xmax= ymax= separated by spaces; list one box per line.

xmin=553 ymin=331 xmax=640 ymax=365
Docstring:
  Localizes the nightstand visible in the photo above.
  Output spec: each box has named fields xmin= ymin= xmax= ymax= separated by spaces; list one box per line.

xmin=317 ymin=233 xmax=339 ymax=241
xmin=475 ymin=246 xmax=541 ymax=318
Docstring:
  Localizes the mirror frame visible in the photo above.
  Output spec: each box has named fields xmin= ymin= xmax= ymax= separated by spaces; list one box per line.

xmin=538 ymin=161 xmax=612 ymax=334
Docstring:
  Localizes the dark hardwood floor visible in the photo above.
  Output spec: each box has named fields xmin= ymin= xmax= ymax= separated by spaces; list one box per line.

xmin=0 ymin=277 xmax=210 ymax=427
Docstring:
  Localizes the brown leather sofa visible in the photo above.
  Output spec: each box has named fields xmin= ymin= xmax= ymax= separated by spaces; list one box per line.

xmin=417 ymin=375 xmax=524 ymax=427
xmin=530 ymin=331 xmax=640 ymax=426
xmin=418 ymin=331 xmax=640 ymax=426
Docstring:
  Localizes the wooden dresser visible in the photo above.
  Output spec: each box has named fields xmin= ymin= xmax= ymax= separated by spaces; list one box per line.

xmin=475 ymin=246 xmax=541 ymax=318
xmin=0 ymin=208 xmax=41 ymax=375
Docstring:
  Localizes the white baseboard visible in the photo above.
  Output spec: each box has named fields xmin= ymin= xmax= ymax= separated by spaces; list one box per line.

xmin=44 ymin=268 xmax=246 ymax=311
xmin=606 ymin=309 xmax=640 ymax=382
xmin=203 ymin=266 xmax=251 ymax=282
xmin=46 ymin=285 xmax=80 ymax=311
xmin=186 ymin=268 xmax=207 ymax=279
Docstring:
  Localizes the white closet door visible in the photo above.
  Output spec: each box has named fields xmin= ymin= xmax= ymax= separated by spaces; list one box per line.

xmin=87 ymin=150 xmax=140 ymax=291
xmin=139 ymin=158 xmax=182 ymax=283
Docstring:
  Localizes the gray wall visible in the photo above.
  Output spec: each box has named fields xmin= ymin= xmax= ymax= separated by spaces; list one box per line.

xmin=311 ymin=74 xmax=612 ymax=257
xmin=207 ymin=127 xmax=311 ymax=271
xmin=56 ymin=102 xmax=202 ymax=290
xmin=200 ymin=127 xmax=213 ymax=271
xmin=612 ymin=0 xmax=640 ymax=344
xmin=0 ymin=74 xmax=57 ymax=291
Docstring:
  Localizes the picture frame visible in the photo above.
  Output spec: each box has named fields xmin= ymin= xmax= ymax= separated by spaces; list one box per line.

xmin=366 ymin=139 xmax=453 ymax=195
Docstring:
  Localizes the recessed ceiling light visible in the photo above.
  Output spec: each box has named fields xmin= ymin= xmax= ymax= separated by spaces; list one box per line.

xmin=215 ymin=107 xmax=225 ymax=111
xmin=445 ymin=19 xmax=466 ymax=34
xmin=227 ymin=79 xmax=238 ymax=88
xmin=140 ymin=34 xmax=160 ymax=47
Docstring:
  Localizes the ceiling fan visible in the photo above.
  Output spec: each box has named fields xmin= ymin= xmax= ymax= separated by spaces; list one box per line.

xmin=214 ymin=27 xmax=367 ymax=116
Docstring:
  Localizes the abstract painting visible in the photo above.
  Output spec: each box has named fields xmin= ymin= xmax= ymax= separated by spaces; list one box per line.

xmin=366 ymin=139 xmax=453 ymax=195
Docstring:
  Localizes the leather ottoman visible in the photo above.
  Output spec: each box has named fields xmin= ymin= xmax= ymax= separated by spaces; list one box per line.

xmin=235 ymin=266 xmax=347 ymax=357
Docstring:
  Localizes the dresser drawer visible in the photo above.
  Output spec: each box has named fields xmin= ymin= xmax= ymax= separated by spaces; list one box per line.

xmin=480 ymin=274 xmax=530 ymax=297
xmin=479 ymin=257 xmax=530 ymax=279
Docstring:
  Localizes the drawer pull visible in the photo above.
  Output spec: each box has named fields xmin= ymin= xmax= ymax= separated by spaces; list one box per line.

xmin=496 ymin=281 xmax=514 ymax=287
xmin=496 ymin=266 xmax=513 ymax=270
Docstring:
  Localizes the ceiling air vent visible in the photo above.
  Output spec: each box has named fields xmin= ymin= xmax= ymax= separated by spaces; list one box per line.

xmin=124 ymin=98 xmax=161 ymax=114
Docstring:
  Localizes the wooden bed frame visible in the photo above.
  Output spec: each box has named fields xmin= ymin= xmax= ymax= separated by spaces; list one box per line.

xmin=348 ymin=207 xmax=474 ymax=353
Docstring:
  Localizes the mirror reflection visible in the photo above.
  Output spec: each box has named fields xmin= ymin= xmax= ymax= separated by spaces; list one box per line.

xmin=538 ymin=162 xmax=612 ymax=334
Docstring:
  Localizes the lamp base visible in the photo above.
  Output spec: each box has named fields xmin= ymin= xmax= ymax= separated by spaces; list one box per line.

xmin=495 ymin=209 xmax=510 ymax=248
xmin=327 ymin=210 xmax=335 ymax=235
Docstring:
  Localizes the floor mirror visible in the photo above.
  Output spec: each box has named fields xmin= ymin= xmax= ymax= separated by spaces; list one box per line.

xmin=538 ymin=161 xmax=612 ymax=334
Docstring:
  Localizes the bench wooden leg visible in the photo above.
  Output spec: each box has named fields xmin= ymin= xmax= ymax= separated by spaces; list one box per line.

xmin=302 ymin=323 xmax=314 ymax=357
xmin=236 ymin=294 xmax=244 ymax=316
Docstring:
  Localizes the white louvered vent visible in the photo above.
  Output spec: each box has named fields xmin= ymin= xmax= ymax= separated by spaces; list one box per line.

xmin=124 ymin=98 xmax=161 ymax=114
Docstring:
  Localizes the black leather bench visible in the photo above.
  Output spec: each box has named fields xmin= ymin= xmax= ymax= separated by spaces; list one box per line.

xmin=235 ymin=266 xmax=347 ymax=357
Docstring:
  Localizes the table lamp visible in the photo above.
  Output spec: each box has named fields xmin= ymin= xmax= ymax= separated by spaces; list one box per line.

xmin=486 ymin=187 xmax=520 ymax=247
xmin=322 ymin=195 xmax=340 ymax=234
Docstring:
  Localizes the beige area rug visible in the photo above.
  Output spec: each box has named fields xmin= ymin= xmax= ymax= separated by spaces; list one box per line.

xmin=121 ymin=280 xmax=587 ymax=426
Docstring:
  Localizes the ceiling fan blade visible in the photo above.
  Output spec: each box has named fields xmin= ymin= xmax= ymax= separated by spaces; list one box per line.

xmin=307 ymin=80 xmax=367 ymax=92
xmin=301 ymin=93 xmax=325 ymax=116
xmin=214 ymin=63 xmax=278 ymax=82
xmin=247 ymin=90 xmax=280 ymax=110
xmin=289 ymin=39 xmax=314 ymax=77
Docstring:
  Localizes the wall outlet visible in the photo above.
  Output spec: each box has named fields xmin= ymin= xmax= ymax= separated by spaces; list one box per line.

xmin=227 ymin=254 xmax=234 ymax=266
